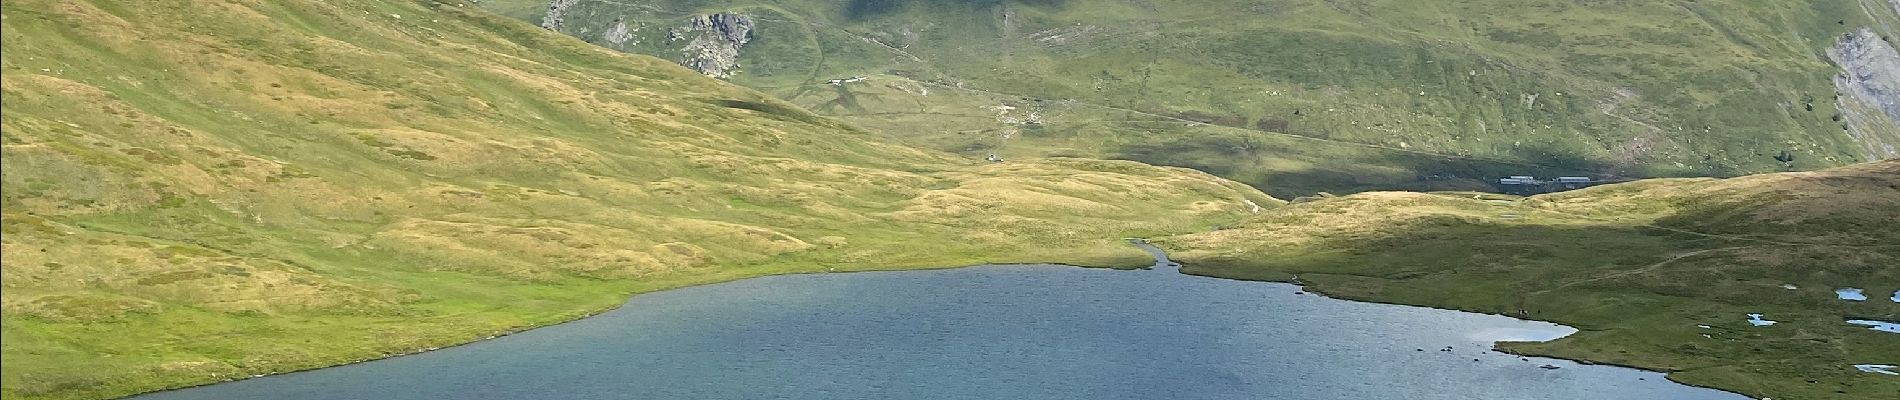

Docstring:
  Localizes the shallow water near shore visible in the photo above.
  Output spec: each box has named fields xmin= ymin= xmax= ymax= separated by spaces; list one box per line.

xmin=137 ymin=246 xmax=1745 ymax=400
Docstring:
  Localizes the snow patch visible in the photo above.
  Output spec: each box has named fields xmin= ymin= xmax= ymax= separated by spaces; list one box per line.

xmin=1854 ymin=364 xmax=1898 ymax=376
xmin=1846 ymin=320 xmax=1900 ymax=334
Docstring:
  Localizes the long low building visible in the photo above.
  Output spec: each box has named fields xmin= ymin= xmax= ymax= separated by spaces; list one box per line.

xmin=1494 ymin=175 xmax=1610 ymax=195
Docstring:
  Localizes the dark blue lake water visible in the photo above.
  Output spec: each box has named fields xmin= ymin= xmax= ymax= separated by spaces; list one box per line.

xmin=137 ymin=246 xmax=1744 ymax=400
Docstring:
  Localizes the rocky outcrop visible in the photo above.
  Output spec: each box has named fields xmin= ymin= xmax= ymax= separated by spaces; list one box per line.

xmin=1828 ymin=28 xmax=1900 ymax=161
xmin=603 ymin=18 xmax=636 ymax=47
xmin=540 ymin=0 xmax=579 ymax=30
xmin=671 ymin=13 xmax=755 ymax=78
xmin=535 ymin=3 xmax=753 ymax=78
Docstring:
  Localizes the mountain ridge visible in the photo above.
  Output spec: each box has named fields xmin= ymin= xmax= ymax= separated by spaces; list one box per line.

xmin=500 ymin=0 xmax=1900 ymax=197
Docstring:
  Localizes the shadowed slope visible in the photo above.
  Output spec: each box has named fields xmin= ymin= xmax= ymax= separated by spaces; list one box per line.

xmin=1161 ymin=160 xmax=1900 ymax=400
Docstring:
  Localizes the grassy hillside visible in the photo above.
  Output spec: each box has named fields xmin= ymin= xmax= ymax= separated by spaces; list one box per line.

xmin=1159 ymin=160 xmax=1900 ymax=400
xmin=0 ymin=1 xmax=1276 ymax=399
xmin=496 ymin=0 xmax=1900 ymax=197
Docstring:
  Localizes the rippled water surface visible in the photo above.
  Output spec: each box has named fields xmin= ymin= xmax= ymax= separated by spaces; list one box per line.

xmin=140 ymin=248 xmax=1745 ymax=400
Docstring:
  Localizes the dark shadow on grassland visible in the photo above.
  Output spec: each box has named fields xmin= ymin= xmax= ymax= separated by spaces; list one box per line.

xmin=1170 ymin=217 xmax=1900 ymax=400
xmin=1648 ymin=161 xmax=1900 ymax=247
xmin=1108 ymin=127 xmax=1615 ymax=199
xmin=710 ymin=98 xmax=853 ymax=129
xmin=1166 ymin=210 xmax=1900 ymax=399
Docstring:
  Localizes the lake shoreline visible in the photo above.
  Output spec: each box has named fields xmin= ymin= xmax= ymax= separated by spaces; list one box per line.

xmin=1162 ymin=263 xmax=1786 ymax=398
xmin=118 ymin=256 xmax=1156 ymax=399
xmin=1168 ymin=267 xmax=1771 ymax=399
xmin=125 ymin=242 xmax=1749 ymax=400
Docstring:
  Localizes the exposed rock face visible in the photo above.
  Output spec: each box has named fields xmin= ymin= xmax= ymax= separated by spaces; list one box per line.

xmin=540 ymin=0 xmax=579 ymax=30
xmin=672 ymin=13 xmax=755 ymax=79
xmin=535 ymin=3 xmax=752 ymax=77
xmin=603 ymin=18 xmax=635 ymax=46
xmin=1828 ymin=28 xmax=1900 ymax=161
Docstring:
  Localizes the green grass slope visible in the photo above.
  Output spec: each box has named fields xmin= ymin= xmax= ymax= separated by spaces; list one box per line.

xmin=0 ymin=1 xmax=1276 ymax=399
xmin=498 ymin=0 xmax=1900 ymax=197
xmin=1160 ymin=160 xmax=1900 ymax=399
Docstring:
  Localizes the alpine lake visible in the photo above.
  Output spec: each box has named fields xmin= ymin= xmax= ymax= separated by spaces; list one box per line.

xmin=135 ymin=243 xmax=1744 ymax=400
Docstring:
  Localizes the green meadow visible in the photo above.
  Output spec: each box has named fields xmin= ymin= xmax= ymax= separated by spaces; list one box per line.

xmin=0 ymin=1 xmax=1270 ymax=398
xmin=3 ymin=1 xmax=1896 ymax=400
xmin=1161 ymin=161 xmax=1900 ymax=400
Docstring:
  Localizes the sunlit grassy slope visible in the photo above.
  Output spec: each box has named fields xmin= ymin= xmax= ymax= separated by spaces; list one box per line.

xmin=1160 ymin=160 xmax=1900 ymax=400
xmin=0 ymin=1 xmax=1277 ymax=398
xmin=495 ymin=0 xmax=1900 ymax=197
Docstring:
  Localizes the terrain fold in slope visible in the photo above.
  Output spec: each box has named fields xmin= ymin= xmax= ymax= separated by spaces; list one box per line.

xmin=1160 ymin=160 xmax=1900 ymax=400
xmin=0 ymin=1 xmax=1273 ymax=399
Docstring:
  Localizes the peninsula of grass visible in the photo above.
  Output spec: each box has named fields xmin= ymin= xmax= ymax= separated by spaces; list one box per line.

xmin=1160 ymin=161 xmax=1900 ymax=400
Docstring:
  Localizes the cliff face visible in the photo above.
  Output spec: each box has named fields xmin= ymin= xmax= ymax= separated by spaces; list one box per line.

xmin=539 ymin=0 xmax=579 ymax=30
xmin=672 ymin=13 xmax=755 ymax=78
xmin=538 ymin=1 xmax=755 ymax=79
xmin=1830 ymin=28 xmax=1900 ymax=160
